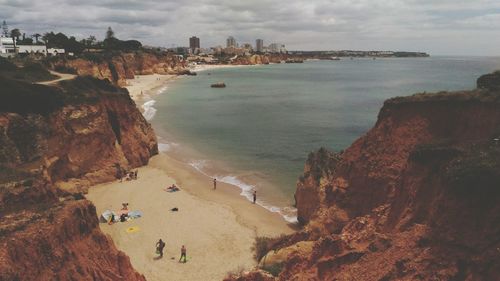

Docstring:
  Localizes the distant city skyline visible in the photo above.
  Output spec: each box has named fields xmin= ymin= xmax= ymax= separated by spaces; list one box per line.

xmin=1 ymin=1 xmax=500 ymax=56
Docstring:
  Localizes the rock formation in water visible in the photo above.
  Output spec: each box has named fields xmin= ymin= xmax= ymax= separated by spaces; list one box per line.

xmin=45 ymin=51 xmax=189 ymax=86
xmin=228 ymin=71 xmax=500 ymax=280
xmin=0 ymin=62 xmax=155 ymax=280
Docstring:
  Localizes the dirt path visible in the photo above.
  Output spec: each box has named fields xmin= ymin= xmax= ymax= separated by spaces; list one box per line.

xmin=37 ymin=71 xmax=76 ymax=85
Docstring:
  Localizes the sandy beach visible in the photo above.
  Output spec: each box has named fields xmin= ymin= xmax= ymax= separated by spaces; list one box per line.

xmin=126 ymin=74 xmax=178 ymax=100
xmin=87 ymin=71 xmax=295 ymax=281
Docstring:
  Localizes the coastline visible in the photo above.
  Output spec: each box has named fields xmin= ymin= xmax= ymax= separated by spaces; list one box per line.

xmin=87 ymin=68 xmax=295 ymax=281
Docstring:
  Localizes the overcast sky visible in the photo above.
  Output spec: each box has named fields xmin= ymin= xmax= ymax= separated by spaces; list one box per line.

xmin=1 ymin=0 xmax=499 ymax=56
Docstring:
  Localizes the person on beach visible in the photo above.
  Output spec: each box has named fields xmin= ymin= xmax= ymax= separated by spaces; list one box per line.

xmin=156 ymin=239 xmax=166 ymax=258
xmin=108 ymin=213 xmax=115 ymax=225
xmin=213 ymin=178 xmax=217 ymax=190
xmin=253 ymin=190 xmax=257 ymax=204
xmin=179 ymin=245 xmax=187 ymax=263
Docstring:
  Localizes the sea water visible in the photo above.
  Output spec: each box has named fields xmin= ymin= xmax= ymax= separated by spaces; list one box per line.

xmin=147 ymin=57 xmax=500 ymax=222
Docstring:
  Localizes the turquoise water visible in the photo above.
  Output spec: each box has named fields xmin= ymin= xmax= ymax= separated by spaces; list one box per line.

xmin=149 ymin=57 xmax=500 ymax=221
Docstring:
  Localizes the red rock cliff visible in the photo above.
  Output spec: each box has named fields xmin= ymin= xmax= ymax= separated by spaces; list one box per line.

xmin=1 ymin=76 xmax=157 ymax=190
xmin=0 ymin=195 xmax=146 ymax=281
xmin=252 ymin=74 xmax=500 ymax=280
xmin=46 ymin=51 xmax=189 ymax=86
xmin=0 ymin=73 xmax=155 ymax=280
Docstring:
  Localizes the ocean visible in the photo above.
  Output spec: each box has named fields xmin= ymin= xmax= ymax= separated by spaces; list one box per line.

xmin=145 ymin=56 xmax=500 ymax=222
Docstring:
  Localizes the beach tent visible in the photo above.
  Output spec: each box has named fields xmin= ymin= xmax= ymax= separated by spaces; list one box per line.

xmin=101 ymin=210 xmax=117 ymax=223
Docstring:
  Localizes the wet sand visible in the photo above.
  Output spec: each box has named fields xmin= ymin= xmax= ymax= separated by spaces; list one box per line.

xmin=87 ymin=72 xmax=295 ymax=281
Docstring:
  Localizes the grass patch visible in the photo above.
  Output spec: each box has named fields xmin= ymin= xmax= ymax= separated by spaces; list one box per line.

xmin=253 ymin=236 xmax=275 ymax=261
xmin=262 ymin=262 xmax=284 ymax=277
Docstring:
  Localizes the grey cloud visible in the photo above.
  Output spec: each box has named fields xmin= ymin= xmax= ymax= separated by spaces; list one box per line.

xmin=0 ymin=0 xmax=499 ymax=55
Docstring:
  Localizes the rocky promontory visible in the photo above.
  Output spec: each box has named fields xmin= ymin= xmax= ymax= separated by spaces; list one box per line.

xmin=230 ymin=71 xmax=500 ymax=280
xmin=45 ymin=51 xmax=189 ymax=86
xmin=0 ymin=59 xmax=156 ymax=280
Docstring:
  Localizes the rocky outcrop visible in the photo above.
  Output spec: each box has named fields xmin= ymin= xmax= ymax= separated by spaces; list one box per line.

xmin=0 ymin=188 xmax=145 ymax=281
xmin=0 ymin=76 xmax=157 ymax=191
xmin=0 ymin=74 xmax=154 ymax=280
xmin=46 ymin=51 xmax=189 ymax=86
xmin=477 ymin=70 xmax=500 ymax=90
xmin=243 ymin=72 xmax=500 ymax=280
xmin=231 ymin=54 xmax=286 ymax=65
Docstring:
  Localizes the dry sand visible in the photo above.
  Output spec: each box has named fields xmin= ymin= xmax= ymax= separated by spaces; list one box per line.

xmin=87 ymin=72 xmax=295 ymax=281
xmin=126 ymin=74 xmax=177 ymax=100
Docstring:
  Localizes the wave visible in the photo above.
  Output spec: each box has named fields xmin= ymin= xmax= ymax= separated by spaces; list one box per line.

xmin=142 ymin=100 xmax=157 ymax=121
xmin=188 ymin=160 xmax=298 ymax=224
xmin=158 ymin=142 xmax=171 ymax=152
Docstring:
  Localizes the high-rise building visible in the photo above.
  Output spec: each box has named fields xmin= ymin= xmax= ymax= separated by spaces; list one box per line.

xmin=226 ymin=36 xmax=236 ymax=48
xmin=189 ymin=36 xmax=200 ymax=52
xmin=256 ymin=39 xmax=263 ymax=53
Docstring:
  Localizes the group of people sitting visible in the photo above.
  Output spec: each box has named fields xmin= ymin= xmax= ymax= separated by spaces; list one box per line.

xmin=119 ymin=170 xmax=138 ymax=182
xmin=108 ymin=203 xmax=130 ymax=225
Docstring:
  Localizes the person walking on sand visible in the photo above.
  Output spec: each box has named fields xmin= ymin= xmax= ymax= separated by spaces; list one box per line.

xmin=253 ymin=190 xmax=257 ymax=204
xmin=156 ymin=239 xmax=166 ymax=258
xmin=213 ymin=178 xmax=217 ymax=190
xmin=179 ymin=245 xmax=187 ymax=263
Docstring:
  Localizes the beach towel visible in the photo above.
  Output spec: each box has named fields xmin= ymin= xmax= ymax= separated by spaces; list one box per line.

xmin=126 ymin=226 xmax=140 ymax=233
xmin=101 ymin=210 xmax=118 ymax=222
xmin=128 ymin=210 xmax=143 ymax=219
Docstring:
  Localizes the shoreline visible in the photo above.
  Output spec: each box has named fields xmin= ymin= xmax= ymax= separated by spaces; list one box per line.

xmin=87 ymin=69 xmax=296 ymax=280
xmin=128 ymin=65 xmax=299 ymax=223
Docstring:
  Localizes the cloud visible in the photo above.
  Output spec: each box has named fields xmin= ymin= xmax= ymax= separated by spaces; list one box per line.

xmin=0 ymin=0 xmax=499 ymax=55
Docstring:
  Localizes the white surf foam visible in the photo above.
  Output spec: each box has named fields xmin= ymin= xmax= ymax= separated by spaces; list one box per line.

xmin=142 ymin=100 xmax=157 ymax=121
xmin=188 ymin=160 xmax=298 ymax=224
xmin=158 ymin=142 xmax=171 ymax=152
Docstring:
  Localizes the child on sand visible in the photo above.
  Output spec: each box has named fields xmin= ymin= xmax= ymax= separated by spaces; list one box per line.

xmin=213 ymin=178 xmax=217 ymax=190
xmin=179 ymin=245 xmax=187 ymax=263
xmin=253 ymin=190 xmax=257 ymax=204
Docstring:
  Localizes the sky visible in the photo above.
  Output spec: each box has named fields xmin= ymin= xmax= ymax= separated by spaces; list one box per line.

xmin=1 ymin=0 xmax=499 ymax=56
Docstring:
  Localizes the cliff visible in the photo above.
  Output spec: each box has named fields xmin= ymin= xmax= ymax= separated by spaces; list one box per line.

xmin=242 ymin=72 xmax=500 ymax=280
xmin=45 ymin=51 xmax=189 ymax=86
xmin=0 ymin=193 xmax=146 ymax=281
xmin=0 ymin=75 xmax=157 ymax=191
xmin=230 ymin=54 xmax=286 ymax=65
xmin=0 ymin=68 xmax=156 ymax=280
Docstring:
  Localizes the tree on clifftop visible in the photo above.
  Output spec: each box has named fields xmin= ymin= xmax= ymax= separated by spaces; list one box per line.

xmin=10 ymin=28 xmax=21 ymax=47
xmin=32 ymin=33 xmax=41 ymax=44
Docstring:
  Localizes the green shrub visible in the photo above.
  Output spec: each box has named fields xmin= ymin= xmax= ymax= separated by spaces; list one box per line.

xmin=263 ymin=262 xmax=284 ymax=277
xmin=253 ymin=236 xmax=274 ymax=261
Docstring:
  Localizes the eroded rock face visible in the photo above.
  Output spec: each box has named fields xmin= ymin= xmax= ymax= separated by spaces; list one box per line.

xmin=46 ymin=51 xmax=188 ymax=86
xmin=0 ymin=76 xmax=154 ymax=280
xmin=0 ymin=76 xmax=157 ymax=189
xmin=258 ymin=75 xmax=500 ymax=280
xmin=0 ymin=198 xmax=146 ymax=281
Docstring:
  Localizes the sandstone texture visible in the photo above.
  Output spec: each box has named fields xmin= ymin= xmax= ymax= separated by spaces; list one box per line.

xmin=46 ymin=51 xmax=188 ymax=86
xmin=0 ymin=71 xmax=156 ymax=280
xmin=231 ymin=72 xmax=500 ymax=280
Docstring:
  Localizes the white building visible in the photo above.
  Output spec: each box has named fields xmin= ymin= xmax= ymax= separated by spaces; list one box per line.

xmin=268 ymin=43 xmax=286 ymax=54
xmin=18 ymin=45 xmax=47 ymax=55
xmin=47 ymin=48 xmax=65 ymax=56
xmin=0 ymin=37 xmax=16 ymax=56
